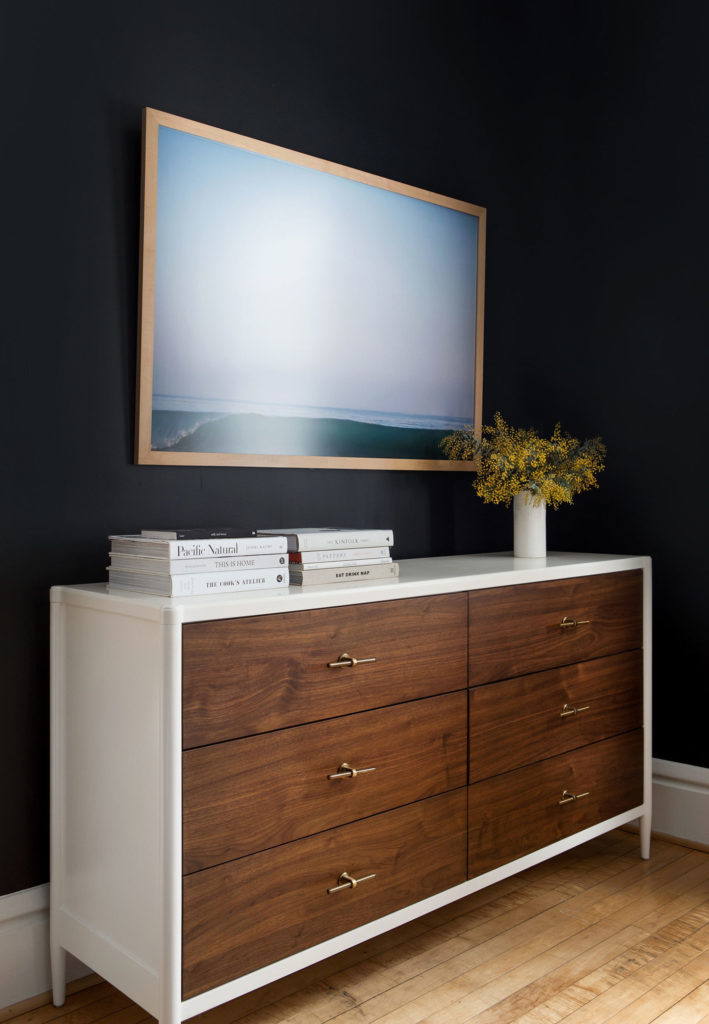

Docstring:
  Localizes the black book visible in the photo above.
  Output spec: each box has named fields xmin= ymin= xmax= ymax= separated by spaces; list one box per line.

xmin=141 ymin=528 xmax=244 ymax=540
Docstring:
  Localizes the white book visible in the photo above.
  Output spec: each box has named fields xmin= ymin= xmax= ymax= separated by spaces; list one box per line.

xmin=289 ymin=562 xmax=399 ymax=586
xmin=291 ymin=557 xmax=392 ymax=571
xmin=107 ymin=566 xmax=289 ymax=596
xmin=109 ymin=552 xmax=288 ymax=574
xmin=289 ymin=546 xmax=391 ymax=564
xmin=257 ymin=527 xmax=394 ymax=552
xmin=109 ymin=534 xmax=288 ymax=559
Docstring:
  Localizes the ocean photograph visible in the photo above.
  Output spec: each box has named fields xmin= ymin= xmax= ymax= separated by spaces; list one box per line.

xmin=147 ymin=119 xmax=481 ymax=463
xmin=152 ymin=401 xmax=469 ymax=459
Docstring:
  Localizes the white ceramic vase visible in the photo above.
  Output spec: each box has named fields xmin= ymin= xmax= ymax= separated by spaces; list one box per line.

xmin=513 ymin=491 xmax=547 ymax=558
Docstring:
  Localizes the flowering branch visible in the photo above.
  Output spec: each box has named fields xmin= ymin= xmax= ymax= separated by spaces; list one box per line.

xmin=440 ymin=412 xmax=606 ymax=510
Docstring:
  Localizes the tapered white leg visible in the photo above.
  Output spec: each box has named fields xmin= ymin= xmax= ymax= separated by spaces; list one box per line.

xmin=639 ymin=813 xmax=651 ymax=860
xmin=51 ymin=941 xmax=67 ymax=1007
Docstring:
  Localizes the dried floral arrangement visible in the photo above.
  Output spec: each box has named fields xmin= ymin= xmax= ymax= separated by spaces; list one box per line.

xmin=440 ymin=412 xmax=606 ymax=509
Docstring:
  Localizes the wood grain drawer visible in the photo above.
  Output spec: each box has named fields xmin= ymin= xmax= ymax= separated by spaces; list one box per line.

xmin=182 ymin=593 xmax=468 ymax=748
xmin=467 ymin=729 xmax=643 ymax=877
xmin=468 ymin=570 xmax=643 ymax=685
xmin=182 ymin=789 xmax=467 ymax=998
xmin=468 ymin=650 xmax=642 ymax=782
xmin=183 ymin=690 xmax=467 ymax=873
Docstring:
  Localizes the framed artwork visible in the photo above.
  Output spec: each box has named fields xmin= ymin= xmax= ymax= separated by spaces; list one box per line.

xmin=135 ymin=108 xmax=486 ymax=469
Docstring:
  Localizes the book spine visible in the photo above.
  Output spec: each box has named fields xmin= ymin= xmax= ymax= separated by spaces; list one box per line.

xmin=290 ymin=557 xmax=392 ymax=571
xmin=290 ymin=546 xmax=391 ymax=564
xmin=110 ymin=554 xmax=288 ymax=574
xmin=174 ymin=537 xmax=288 ymax=557
xmin=289 ymin=563 xmax=399 ymax=586
xmin=119 ymin=537 xmax=288 ymax=558
xmin=294 ymin=531 xmax=394 ymax=551
xmin=169 ymin=567 xmax=289 ymax=595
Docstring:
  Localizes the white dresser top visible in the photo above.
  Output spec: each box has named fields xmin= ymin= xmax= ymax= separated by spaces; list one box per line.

xmin=50 ymin=552 xmax=651 ymax=624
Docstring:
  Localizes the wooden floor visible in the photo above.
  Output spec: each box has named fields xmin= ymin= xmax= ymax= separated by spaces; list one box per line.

xmin=5 ymin=830 xmax=709 ymax=1024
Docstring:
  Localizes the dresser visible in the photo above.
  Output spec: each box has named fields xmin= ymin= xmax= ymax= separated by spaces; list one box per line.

xmin=50 ymin=553 xmax=651 ymax=1023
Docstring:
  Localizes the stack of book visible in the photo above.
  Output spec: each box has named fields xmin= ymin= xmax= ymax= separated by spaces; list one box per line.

xmin=107 ymin=528 xmax=289 ymax=596
xmin=256 ymin=527 xmax=398 ymax=586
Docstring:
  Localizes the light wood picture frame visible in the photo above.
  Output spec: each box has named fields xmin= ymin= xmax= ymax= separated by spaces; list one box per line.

xmin=135 ymin=108 xmax=485 ymax=470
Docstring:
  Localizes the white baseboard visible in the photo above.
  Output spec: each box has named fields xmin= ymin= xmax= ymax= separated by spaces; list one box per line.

xmin=650 ymin=758 xmax=709 ymax=847
xmin=0 ymin=884 xmax=90 ymax=1010
xmin=3 ymin=759 xmax=708 ymax=1009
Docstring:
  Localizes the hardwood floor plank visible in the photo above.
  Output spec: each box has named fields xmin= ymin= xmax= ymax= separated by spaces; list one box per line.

xmin=606 ymin=880 xmax=709 ymax=937
xmin=0 ymin=980 xmax=103 ymax=1024
xmin=602 ymin=970 xmax=709 ymax=1019
xmin=514 ymin=927 xmax=709 ymax=1024
xmin=655 ymin=982 xmax=709 ymax=1023
xmin=3 ymin=992 xmax=130 ymax=1024
xmin=457 ymin=906 xmax=709 ymax=1024
xmin=326 ymin=914 xmax=624 ymax=1024
xmin=93 ymin=1009 xmax=150 ymax=1024
xmin=442 ymin=887 xmax=571 ymax=944
xmin=406 ymin=896 xmax=709 ymax=1024
xmin=601 ymin=952 xmax=709 ymax=1023
xmin=552 ymin=848 xmax=707 ymax=928
xmin=418 ymin=925 xmax=646 ymax=1024
xmin=0 ymin=986 xmax=117 ymax=1024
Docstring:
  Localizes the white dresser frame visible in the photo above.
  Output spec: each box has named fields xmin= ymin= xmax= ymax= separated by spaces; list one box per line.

xmin=50 ymin=552 xmax=652 ymax=1024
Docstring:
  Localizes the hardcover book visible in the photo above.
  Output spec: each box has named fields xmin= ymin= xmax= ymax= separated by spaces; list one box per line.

xmin=290 ymin=557 xmax=392 ymax=570
xmin=288 ymin=562 xmax=399 ymax=586
xmin=256 ymin=527 xmax=394 ymax=552
xmin=109 ymin=535 xmax=288 ymax=558
xmin=109 ymin=552 xmax=287 ymax=574
xmin=107 ymin=566 xmax=289 ymax=596
xmin=141 ymin=528 xmax=246 ymax=539
xmin=289 ymin=546 xmax=391 ymax=564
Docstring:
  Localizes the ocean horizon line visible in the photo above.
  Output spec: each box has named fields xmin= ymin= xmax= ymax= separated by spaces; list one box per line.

xmin=151 ymin=394 xmax=472 ymax=432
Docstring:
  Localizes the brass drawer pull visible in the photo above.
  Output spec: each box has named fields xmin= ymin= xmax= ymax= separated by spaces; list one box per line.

xmin=327 ymin=870 xmax=376 ymax=894
xmin=559 ymin=789 xmax=590 ymax=805
xmin=560 ymin=702 xmax=591 ymax=718
xmin=327 ymin=652 xmax=377 ymax=669
xmin=328 ymin=762 xmax=377 ymax=780
xmin=560 ymin=616 xmax=591 ymax=629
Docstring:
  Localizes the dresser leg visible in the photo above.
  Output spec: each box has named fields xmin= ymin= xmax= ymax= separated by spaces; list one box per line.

xmin=639 ymin=813 xmax=651 ymax=859
xmin=50 ymin=943 xmax=66 ymax=1007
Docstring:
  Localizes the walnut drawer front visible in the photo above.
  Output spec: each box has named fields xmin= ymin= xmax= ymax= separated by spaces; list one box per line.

xmin=468 ymin=570 xmax=643 ymax=686
xmin=183 ymin=690 xmax=467 ymax=873
xmin=182 ymin=593 xmax=468 ymax=748
xmin=467 ymin=729 xmax=643 ymax=878
xmin=182 ymin=788 xmax=467 ymax=999
xmin=468 ymin=650 xmax=643 ymax=782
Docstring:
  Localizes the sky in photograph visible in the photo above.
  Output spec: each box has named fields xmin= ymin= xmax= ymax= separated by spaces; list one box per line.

xmin=153 ymin=125 xmax=479 ymax=421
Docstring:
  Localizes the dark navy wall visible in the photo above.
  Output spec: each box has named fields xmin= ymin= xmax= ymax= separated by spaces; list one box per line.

xmin=2 ymin=1 xmax=707 ymax=896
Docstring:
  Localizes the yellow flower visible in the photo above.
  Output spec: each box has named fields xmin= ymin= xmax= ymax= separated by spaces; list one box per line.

xmin=440 ymin=413 xmax=606 ymax=510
